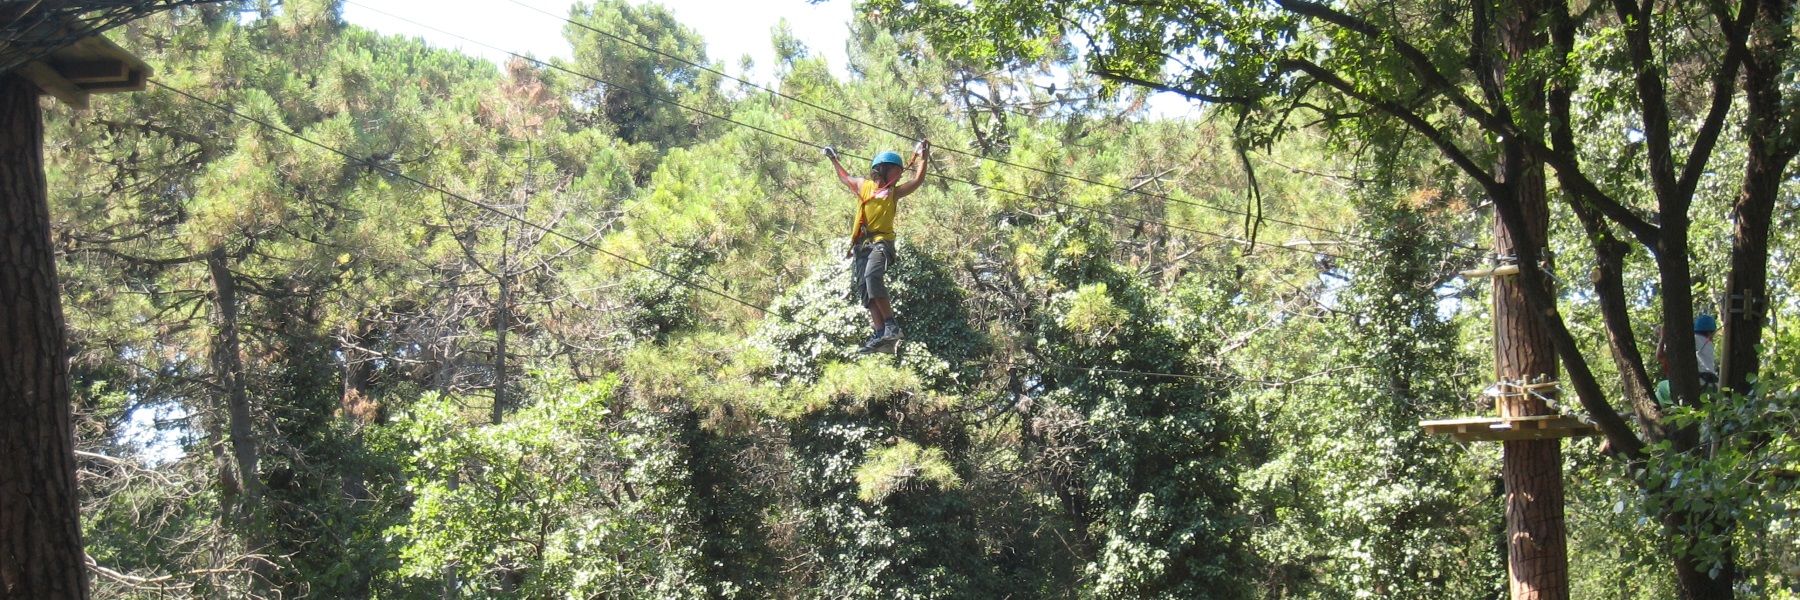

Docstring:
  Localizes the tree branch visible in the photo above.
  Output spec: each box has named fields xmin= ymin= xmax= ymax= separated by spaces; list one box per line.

xmin=1570 ymin=198 xmax=1665 ymax=443
xmin=1281 ymin=0 xmax=1662 ymax=249
xmin=1089 ymin=67 xmax=1261 ymax=106
xmin=1676 ymin=0 xmax=1757 ymax=201
xmin=1610 ymin=0 xmax=1685 ymax=211
xmin=1488 ymin=170 xmax=1647 ymax=458
xmin=1278 ymin=58 xmax=1501 ymax=192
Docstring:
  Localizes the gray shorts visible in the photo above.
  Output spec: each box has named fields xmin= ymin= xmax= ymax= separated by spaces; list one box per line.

xmin=851 ymin=240 xmax=895 ymax=307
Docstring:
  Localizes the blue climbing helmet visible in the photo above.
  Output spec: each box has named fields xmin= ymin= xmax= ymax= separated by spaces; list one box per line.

xmin=1694 ymin=314 xmax=1718 ymax=334
xmin=870 ymin=151 xmax=905 ymax=169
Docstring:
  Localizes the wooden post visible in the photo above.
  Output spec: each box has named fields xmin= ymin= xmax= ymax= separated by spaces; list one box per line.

xmin=0 ymin=73 xmax=90 ymax=599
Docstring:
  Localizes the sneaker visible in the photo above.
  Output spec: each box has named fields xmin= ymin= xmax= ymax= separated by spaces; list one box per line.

xmin=879 ymin=323 xmax=903 ymax=344
xmin=856 ymin=333 xmax=884 ymax=354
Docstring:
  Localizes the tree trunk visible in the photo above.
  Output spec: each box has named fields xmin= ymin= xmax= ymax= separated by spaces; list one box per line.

xmin=1663 ymin=2 xmax=1800 ymax=597
xmin=1494 ymin=163 xmax=1572 ymax=600
xmin=490 ymin=220 xmax=512 ymax=425
xmin=339 ymin=319 xmax=376 ymax=502
xmin=208 ymin=248 xmax=262 ymax=511
xmin=1720 ymin=0 xmax=1795 ymax=398
xmin=1494 ymin=3 xmax=1570 ymax=597
xmin=0 ymin=74 xmax=90 ymax=600
xmin=1665 ymin=510 xmax=1734 ymax=600
xmin=491 ymin=273 xmax=510 ymax=424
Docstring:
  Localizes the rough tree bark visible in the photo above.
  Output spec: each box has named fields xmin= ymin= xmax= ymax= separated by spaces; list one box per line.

xmin=1494 ymin=160 xmax=1572 ymax=600
xmin=0 ymin=74 xmax=90 ymax=600
xmin=1720 ymin=0 xmax=1795 ymax=398
xmin=1493 ymin=2 xmax=1570 ymax=597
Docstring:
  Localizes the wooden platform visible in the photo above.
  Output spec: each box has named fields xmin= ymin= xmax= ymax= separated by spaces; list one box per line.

xmin=4 ymin=34 xmax=150 ymax=109
xmin=1419 ymin=414 xmax=1600 ymax=442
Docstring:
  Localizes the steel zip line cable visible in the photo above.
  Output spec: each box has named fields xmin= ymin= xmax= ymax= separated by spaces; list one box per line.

xmin=497 ymin=0 xmax=1398 ymax=248
xmin=342 ymin=0 xmax=1389 ymax=267
xmin=148 ymin=79 xmax=1374 ymax=389
xmin=508 ymin=0 xmax=1499 ymax=265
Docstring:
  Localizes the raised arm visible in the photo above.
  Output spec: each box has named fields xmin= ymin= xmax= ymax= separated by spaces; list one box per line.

xmin=824 ymin=146 xmax=861 ymax=195
xmin=894 ymin=139 xmax=930 ymax=198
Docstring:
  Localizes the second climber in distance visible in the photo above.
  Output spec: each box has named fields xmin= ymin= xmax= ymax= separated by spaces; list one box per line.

xmin=823 ymin=139 xmax=930 ymax=353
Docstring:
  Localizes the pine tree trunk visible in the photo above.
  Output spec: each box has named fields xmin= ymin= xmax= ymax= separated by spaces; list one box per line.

xmin=0 ymin=74 xmax=90 ymax=599
xmin=208 ymin=249 xmax=262 ymax=510
xmin=491 ymin=221 xmax=512 ymax=425
xmin=1495 ymin=2 xmax=1570 ymax=596
xmin=491 ymin=273 xmax=510 ymax=425
xmin=1494 ymin=162 xmax=1572 ymax=600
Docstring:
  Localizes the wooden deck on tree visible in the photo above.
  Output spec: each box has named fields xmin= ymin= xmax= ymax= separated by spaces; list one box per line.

xmin=1419 ymin=414 xmax=1600 ymax=442
xmin=4 ymin=34 xmax=149 ymax=109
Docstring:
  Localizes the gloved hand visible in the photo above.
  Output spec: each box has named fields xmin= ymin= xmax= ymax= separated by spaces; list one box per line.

xmin=913 ymin=138 xmax=930 ymax=155
xmin=823 ymin=146 xmax=840 ymax=160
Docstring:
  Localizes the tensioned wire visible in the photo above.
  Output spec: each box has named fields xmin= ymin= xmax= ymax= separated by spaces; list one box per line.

xmin=491 ymin=0 xmax=1423 ymax=252
xmin=343 ymin=0 xmax=1400 ymax=268
xmin=148 ymin=79 xmax=1377 ymax=389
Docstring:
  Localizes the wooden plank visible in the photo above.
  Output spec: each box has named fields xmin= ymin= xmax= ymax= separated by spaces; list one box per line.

xmin=1420 ymin=415 xmax=1600 ymax=442
xmin=1420 ymin=415 xmax=1586 ymax=428
xmin=77 ymin=67 xmax=144 ymax=93
xmin=1459 ymin=264 xmax=1521 ymax=278
xmin=16 ymin=60 xmax=87 ymax=109
xmin=48 ymin=59 xmax=127 ymax=83
xmin=18 ymin=34 xmax=154 ymax=96
xmin=62 ymin=35 xmax=151 ymax=80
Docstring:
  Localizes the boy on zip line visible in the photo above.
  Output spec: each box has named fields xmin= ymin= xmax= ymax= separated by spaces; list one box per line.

xmin=823 ymin=139 xmax=931 ymax=353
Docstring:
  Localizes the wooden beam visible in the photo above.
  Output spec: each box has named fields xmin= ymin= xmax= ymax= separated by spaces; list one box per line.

xmin=60 ymin=34 xmax=152 ymax=81
xmin=76 ymin=67 xmax=144 ymax=93
xmin=15 ymin=60 xmax=87 ymax=109
xmin=47 ymin=59 xmax=127 ymax=84
xmin=1460 ymin=264 xmax=1521 ymax=278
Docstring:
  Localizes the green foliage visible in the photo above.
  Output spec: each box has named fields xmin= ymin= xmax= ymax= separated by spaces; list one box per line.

xmin=390 ymin=379 xmax=712 ymax=597
xmin=796 ymin=360 xmax=931 ymax=419
xmin=46 ymin=0 xmax=1799 ymax=598
xmin=1235 ymin=171 xmax=1500 ymax=599
xmin=1018 ymin=220 xmax=1257 ymax=598
xmin=855 ymin=439 xmax=963 ymax=502
xmin=1638 ymin=328 xmax=1800 ymax=593
xmin=562 ymin=0 xmax=721 ymax=150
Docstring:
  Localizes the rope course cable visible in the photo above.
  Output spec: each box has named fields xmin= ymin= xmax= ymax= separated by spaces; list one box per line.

xmin=148 ymin=79 xmax=1376 ymax=390
xmin=496 ymin=0 xmax=1397 ymax=248
xmin=537 ymin=0 xmax=1506 ymax=266
xmin=342 ymin=0 xmax=1385 ymax=267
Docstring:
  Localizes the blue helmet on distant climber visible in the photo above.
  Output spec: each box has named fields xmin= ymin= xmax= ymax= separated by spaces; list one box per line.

xmin=1694 ymin=314 xmax=1718 ymax=334
xmin=871 ymin=151 xmax=905 ymax=169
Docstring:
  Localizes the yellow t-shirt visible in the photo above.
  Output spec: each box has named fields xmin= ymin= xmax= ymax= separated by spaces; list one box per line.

xmin=851 ymin=179 xmax=898 ymax=243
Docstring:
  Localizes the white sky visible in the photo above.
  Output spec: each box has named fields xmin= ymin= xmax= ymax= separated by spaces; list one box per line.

xmin=340 ymin=0 xmax=856 ymax=85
